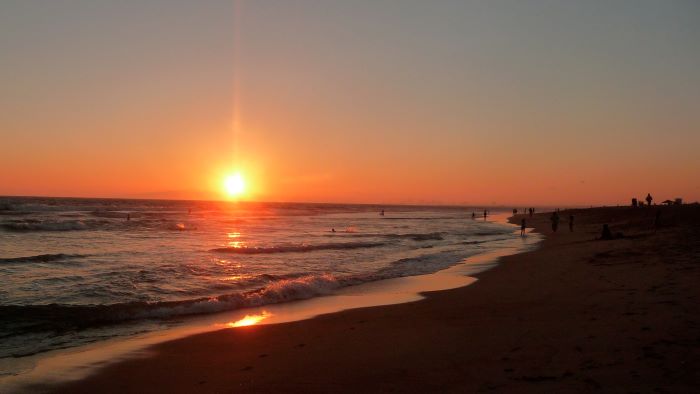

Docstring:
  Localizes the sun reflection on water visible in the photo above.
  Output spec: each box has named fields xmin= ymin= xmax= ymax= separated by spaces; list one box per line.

xmin=227 ymin=232 xmax=246 ymax=249
xmin=227 ymin=311 xmax=272 ymax=327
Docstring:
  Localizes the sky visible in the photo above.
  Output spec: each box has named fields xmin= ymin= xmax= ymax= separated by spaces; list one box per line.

xmin=1 ymin=0 xmax=699 ymax=206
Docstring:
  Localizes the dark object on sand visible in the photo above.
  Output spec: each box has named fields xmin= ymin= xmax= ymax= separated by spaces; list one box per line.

xmin=632 ymin=198 xmax=638 ymax=207
xmin=599 ymin=224 xmax=624 ymax=240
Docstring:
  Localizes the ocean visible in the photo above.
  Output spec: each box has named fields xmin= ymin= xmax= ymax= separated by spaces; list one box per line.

xmin=0 ymin=197 xmax=521 ymax=371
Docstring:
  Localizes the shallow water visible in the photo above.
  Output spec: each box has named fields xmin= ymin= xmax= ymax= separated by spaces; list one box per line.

xmin=0 ymin=197 xmax=516 ymax=365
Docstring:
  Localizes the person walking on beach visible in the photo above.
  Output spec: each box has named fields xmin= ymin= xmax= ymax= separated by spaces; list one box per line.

xmin=569 ymin=214 xmax=574 ymax=232
xmin=483 ymin=210 xmax=488 ymax=220
xmin=550 ymin=211 xmax=560 ymax=232
xmin=471 ymin=212 xmax=476 ymax=219
xmin=521 ymin=218 xmax=526 ymax=236
xmin=646 ymin=193 xmax=653 ymax=206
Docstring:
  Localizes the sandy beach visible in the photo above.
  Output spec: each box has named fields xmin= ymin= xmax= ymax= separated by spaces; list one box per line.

xmin=44 ymin=206 xmax=700 ymax=393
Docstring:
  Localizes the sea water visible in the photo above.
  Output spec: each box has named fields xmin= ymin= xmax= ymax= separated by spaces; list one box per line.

xmin=0 ymin=197 xmax=517 ymax=367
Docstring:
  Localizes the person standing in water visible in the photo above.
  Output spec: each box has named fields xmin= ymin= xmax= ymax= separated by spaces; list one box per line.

xmin=569 ymin=214 xmax=574 ymax=232
xmin=551 ymin=211 xmax=560 ymax=232
xmin=520 ymin=218 xmax=526 ymax=236
xmin=471 ymin=212 xmax=476 ymax=220
xmin=483 ymin=210 xmax=488 ymax=220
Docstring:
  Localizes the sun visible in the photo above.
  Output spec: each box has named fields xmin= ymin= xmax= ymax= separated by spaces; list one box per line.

xmin=224 ymin=173 xmax=246 ymax=198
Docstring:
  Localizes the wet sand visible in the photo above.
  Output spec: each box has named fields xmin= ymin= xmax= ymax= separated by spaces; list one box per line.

xmin=47 ymin=206 xmax=700 ymax=393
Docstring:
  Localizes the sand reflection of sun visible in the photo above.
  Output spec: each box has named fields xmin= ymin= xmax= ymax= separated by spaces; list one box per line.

xmin=228 ymin=311 xmax=272 ymax=327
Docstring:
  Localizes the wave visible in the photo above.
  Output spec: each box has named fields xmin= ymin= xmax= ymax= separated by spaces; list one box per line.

xmin=381 ymin=216 xmax=463 ymax=220
xmin=474 ymin=230 xmax=511 ymax=236
xmin=0 ymin=274 xmax=342 ymax=334
xmin=386 ymin=232 xmax=444 ymax=241
xmin=0 ymin=248 xmax=475 ymax=334
xmin=210 ymin=241 xmax=386 ymax=254
xmin=369 ymin=249 xmax=480 ymax=280
xmin=0 ymin=254 xmax=86 ymax=264
xmin=1 ymin=220 xmax=94 ymax=232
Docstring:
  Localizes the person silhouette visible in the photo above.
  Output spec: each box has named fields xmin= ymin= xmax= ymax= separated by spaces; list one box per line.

xmin=483 ymin=210 xmax=488 ymax=220
xmin=646 ymin=193 xmax=653 ymax=206
xmin=471 ymin=212 xmax=476 ymax=220
xmin=569 ymin=215 xmax=574 ymax=232
xmin=550 ymin=211 xmax=560 ymax=232
xmin=520 ymin=218 xmax=526 ymax=236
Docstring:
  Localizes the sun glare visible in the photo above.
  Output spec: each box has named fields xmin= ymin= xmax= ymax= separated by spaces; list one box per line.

xmin=224 ymin=173 xmax=246 ymax=198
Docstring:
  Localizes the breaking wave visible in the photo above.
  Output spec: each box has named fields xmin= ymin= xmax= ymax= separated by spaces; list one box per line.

xmin=210 ymin=241 xmax=386 ymax=254
xmin=1 ymin=220 xmax=95 ymax=232
xmin=0 ymin=274 xmax=342 ymax=334
xmin=0 ymin=254 xmax=86 ymax=264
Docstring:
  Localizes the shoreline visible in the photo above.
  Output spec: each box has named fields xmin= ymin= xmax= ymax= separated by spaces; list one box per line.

xmin=16 ymin=206 xmax=700 ymax=392
xmin=1 ymin=214 xmax=538 ymax=393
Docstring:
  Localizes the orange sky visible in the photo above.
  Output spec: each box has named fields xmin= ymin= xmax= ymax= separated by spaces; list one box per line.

xmin=1 ymin=1 xmax=699 ymax=206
